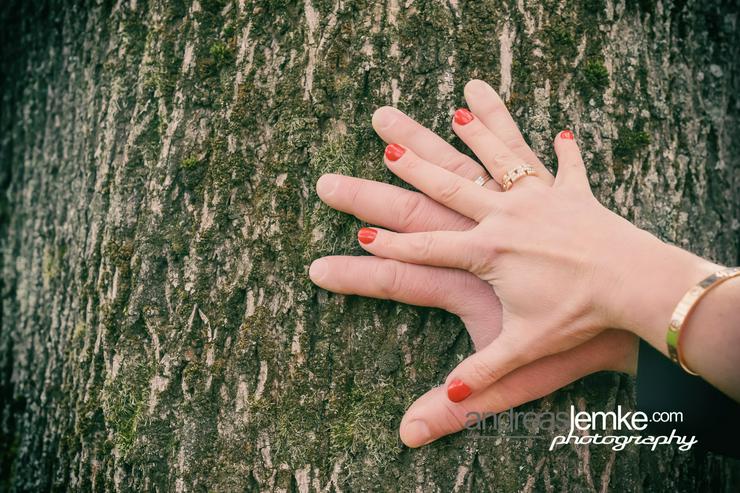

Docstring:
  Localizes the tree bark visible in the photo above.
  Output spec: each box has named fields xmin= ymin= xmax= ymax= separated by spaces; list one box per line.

xmin=1 ymin=0 xmax=738 ymax=491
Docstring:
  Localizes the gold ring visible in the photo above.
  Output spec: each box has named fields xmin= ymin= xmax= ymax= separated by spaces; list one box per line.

xmin=502 ymin=164 xmax=537 ymax=191
xmin=474 ymin=175 xmax=491 ymax=187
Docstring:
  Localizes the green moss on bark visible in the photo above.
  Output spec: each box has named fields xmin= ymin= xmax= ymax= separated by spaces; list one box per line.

xmin=2 ymin=0 xmax=739 ymax=491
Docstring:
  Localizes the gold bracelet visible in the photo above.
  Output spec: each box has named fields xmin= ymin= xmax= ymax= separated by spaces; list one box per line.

xmin=666 ymin=267 xmax=740 ymax=375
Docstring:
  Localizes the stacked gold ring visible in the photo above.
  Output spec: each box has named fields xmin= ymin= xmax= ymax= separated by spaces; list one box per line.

xmin=502 ymin=164 xmax=537 ymax=191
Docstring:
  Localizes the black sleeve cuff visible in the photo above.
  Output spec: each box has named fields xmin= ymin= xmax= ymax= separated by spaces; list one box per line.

xmin=636 ymin=339 xmax=740 ymax=458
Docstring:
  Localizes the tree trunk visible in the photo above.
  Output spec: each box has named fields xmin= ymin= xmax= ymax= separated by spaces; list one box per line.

xmin=1 ymin=0 xmax=738 ymax=491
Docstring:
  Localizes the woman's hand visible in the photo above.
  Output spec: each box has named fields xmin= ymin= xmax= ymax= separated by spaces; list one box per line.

xmin=310 ymin=168 xmax=638 ymax=447
xmin=355 ymin=92 xmax=716 ymax=404
xmin=310 ymin=80 xmax=639 ymax=446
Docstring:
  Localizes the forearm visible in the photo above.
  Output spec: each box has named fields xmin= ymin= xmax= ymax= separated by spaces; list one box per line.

xmin=607 ymin=228 xmax=739 ymax=400
xmin=680 ymin=276 xmax=740 ymax=401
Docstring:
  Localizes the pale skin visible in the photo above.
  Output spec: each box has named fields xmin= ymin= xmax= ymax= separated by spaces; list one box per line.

xmin=309 ymin=79 xmax=740 ymax=447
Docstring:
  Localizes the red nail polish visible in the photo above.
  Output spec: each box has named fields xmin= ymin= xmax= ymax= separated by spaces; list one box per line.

xmin=357 ymin=227 xmax=377 ymax=244
xmin=560 ymin=130 xmax=574 ymax=140
xmin=454 ymin=108 xmax=474 ymax=125
xmin=447 ymin=379 xmax=471 ymax=402
xmin=385 ymin=144 xmax=405 ymax=162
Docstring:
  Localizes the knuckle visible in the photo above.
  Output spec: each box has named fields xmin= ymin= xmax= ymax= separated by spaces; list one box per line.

xmin=485 ymin=235 xmax=503 ymax=258
xmin=346 ymin=180 xmax=362 ymax=209
xmin=469 ymin=357 xmax=500 ymax=384
xmin=564 ymin=159 xmax=583 ymax=170
xmin=435 ymin=179 xmax=464 ymax=205
xmin=483 ymin=98 xmax=505 ymax=117
xmin=480 ymin=377 xmax=530 ymax=411
xmin=467 ymin=234 xmax=500 ymax=274
xmin=393 ymin=192 xmax=426 ymax=231
xmin=414 ymin=233 xmax=437 ymax=262
xmin=441 ymin=401 xmax=469 ymax=429
xmin=439 ymin=152 xmax=475 ymax=178
xmin=466 ymin=120 xmax=489 ymax=140
xmin=373 ymin=260 xmax=405 ymax=298
xmin=403 ymin=153 xmax=420 ymax=170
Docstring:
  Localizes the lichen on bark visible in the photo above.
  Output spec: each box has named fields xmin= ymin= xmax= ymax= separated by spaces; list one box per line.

xmin=1 ymin=0 xmax=739 ymax=491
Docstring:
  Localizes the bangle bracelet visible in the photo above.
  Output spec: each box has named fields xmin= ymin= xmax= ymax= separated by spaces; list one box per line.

xmin=666 ymin=266 xmax=740 ymax=375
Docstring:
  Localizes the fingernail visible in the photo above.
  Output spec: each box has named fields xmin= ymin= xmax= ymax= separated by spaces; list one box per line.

xmin=560 ymin=130 xmax=574 ymax=140
xmin=357 ymin=227 xmax=377 ymax=244
xmin=309 ymin=259 xmax=328 ymax=282
xmin=316 ymin=174 xmax=338 ymax=198
xmin=447 ymin=379 xmax=471 ymax=402
xmin=373 ymin=107 xmax=398 ymax=129
xmin=385 ymin=144 xmax=405 ymax=162
xmin=453 ymin=108 xmax=474 ymax=125
xmin=404 ymin=420 xmax=432 ymax=447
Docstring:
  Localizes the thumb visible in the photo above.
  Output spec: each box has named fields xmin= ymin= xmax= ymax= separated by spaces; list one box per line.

xmin=443 ymin=330 xmax=543 ymax=403
xmin=399 ymin=330 xmax=627 ymax=447
xmin=553 ymin=129 xmax=589 ymax=190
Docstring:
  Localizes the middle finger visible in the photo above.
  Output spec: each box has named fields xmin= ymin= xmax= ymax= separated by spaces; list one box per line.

xmin=452 ymin=108 xmax=544 ymax=190
xmin=316 ymin=174 xmax=476 ymax=233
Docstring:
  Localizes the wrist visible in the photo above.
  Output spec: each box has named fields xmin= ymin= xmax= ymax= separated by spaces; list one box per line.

xmin=601 ymin=330 xmax=639 ymax=375
xmin=602 ymin=229 xmax=719 ymax=354
xmin=678 ymin=273 xmax=740 ymax=395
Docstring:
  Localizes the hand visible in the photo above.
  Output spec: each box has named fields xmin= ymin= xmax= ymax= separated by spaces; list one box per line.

xmin=350 ymin=79 xmax=719 ymax=406
xmin=310 ymin=80 xmax=638 ymax=446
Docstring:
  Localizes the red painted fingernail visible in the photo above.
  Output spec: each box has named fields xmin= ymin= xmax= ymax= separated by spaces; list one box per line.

xmin=447 ymin=379 xmax=471 ymax=402
xmin=560 ymin=130 xmax=574 ymax=140
xmin=385 ymin=144 xmax=405 ymax=162
xmin=454 ymin=108 xmax=474 ymax=125
xmin=357 ymin=227 xmax=377 ymax=244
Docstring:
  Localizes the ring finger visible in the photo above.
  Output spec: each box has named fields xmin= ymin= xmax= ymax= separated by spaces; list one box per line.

xmin=452 ymin=108 xmax=544 ymax=191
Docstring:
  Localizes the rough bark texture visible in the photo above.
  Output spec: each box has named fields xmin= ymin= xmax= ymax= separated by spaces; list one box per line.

xmin=1 ymin=0 xmax=739 ymax=491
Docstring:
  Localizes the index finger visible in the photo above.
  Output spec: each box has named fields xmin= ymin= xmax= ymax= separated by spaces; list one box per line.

xmin=373 ymin=106 xmax=500 ymax=190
